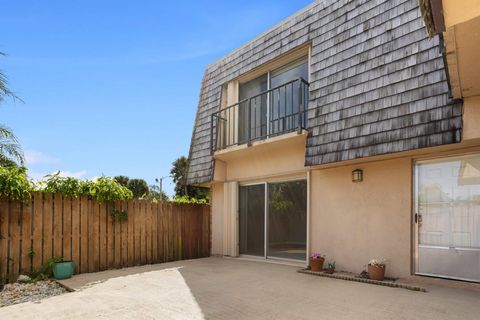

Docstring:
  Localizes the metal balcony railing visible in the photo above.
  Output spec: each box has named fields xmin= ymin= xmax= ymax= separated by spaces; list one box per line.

xmin=211 ymin=77 xmax=309 ymax=153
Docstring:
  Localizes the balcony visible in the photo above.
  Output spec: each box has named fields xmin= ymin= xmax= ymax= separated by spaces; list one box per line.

xmin=211 ymin=77 xmax=309 ymax=153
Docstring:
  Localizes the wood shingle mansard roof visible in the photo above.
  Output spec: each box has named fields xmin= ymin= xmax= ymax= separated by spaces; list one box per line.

xmin=186 ymin=0 xmax=462 ymax=185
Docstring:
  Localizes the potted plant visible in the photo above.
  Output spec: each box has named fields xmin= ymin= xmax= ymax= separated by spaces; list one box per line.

xmin=309 ymin=253 xmax=325 ymax=272
xmin=368 ymin=258 xmax=386 ymax=281
xmin=324 ymin=261 xmax=336 ymax=274
xmin=52 ymin=258 xmax=75 ymax=280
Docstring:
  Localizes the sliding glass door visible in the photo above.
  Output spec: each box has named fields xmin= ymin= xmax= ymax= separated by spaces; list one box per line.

xmin=239 ymin=184 xmax=265 ymax=257
xmin=239 ymin=180 xmax=307 ymax=261
xmin=268 ymin=180 xmax=307 ymax=260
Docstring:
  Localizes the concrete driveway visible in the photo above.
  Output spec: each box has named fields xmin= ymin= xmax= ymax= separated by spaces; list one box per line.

xmin=1 ymin=257 xmax=479 ymax=319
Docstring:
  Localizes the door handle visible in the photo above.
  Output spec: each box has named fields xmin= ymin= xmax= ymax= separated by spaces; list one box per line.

xmin=415 ymin=213 xmax=423 ymax=224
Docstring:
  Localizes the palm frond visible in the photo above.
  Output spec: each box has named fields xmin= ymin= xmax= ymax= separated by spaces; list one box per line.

xmin=0 ymin=52 xmax=21 ymax=103
xmin=0 ymin=124 xmax=19 ymax=142
xmin=0 ymin=124 xmax=24 ymax=164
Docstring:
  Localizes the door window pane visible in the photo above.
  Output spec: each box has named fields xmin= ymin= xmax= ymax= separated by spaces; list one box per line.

xmin=239 ymin=184 xmax=265 ymax=256
xmin=267 ymin=180 xmax=307 ymax=260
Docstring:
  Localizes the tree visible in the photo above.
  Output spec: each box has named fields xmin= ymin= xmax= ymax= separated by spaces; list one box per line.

xmin=145 ymin=184 xmax=169 ymax=202
xmin=170 ymin=156 xmax=209 ymax=199
xmin=127 ymin=178 xmax=149 ymax=198
xmin=114 ymin=175 xmax=130 ymax=187
xmin=0 ymin=53 xmax=24 ymax=166
xmin=170 ymin=156 xmax=188 ymax=196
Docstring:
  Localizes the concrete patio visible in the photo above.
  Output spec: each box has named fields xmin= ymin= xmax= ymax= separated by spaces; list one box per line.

xmin=1 ymin=257 xmax=479 ymax=319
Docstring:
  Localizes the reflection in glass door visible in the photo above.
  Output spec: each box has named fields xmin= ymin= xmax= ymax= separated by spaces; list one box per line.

xmin=239 ymin=180 xmax=307 ymax=261
xmin=268 ymin=180 xmax=307 ymax=260
xmin=239 ymin=184 xmax=265 ymax=257
xmin=416 ymin=155 xmax=480 ymax=282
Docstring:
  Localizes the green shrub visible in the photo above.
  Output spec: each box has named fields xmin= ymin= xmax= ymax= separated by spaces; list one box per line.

xmin=0 ymin=166 xmax=134 ymax=203
xmin=87 ymin=177 xmax=133 ymax=203
xmin=39 ymin=174 xmax=132 ymax=202
xmin=170 ymin=195 xmax=208 ymax=205
xmin=0 ymin=165 xmax=34 ymax=201
xmin=41 ymin=171 xmax=84 ymax=197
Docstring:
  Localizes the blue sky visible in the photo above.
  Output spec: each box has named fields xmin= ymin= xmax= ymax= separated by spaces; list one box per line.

xmin=0 ymin=0 xmax=312 ymax=196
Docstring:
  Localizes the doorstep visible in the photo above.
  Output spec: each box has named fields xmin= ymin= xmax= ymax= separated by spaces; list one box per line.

xmin=231 ymin=255 xmax=306 ymax=268
xmin=298 ymin=268 xmax=427 ymax=292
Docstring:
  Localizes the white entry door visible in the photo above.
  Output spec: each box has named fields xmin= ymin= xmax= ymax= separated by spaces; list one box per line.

xmin=415 ymin=154 xmax=480 ymax=282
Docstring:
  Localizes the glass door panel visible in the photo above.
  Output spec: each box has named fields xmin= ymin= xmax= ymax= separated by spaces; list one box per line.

xmin=270 ymin=58 xmax=308 ymax=136
xmin=267 ymin=180 xmax=307 ymax=260
xmin=416 ymin=155 xmax=480 ymax=282
xmin=239 ymin=184 xmax=265 ymax=257
xmin=238 ymin=74 xmax=268 ymax=144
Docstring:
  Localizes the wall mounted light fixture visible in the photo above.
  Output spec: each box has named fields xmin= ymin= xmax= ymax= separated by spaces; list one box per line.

xmin=352 ymin=169 xmax=363 ymax=182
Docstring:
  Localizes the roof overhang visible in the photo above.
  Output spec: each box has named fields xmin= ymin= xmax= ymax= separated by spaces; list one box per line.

xmin=419 ymin=0 xmax=446 ymax=37
xmin=420 ymin=0 xmax=480 ymax=99
xmin=444 ymin=15 xmax=480 ymax=98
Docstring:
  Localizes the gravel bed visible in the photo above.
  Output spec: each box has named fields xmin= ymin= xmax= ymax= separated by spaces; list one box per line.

xmin=0 ymin=280 xmax=67 ymax=307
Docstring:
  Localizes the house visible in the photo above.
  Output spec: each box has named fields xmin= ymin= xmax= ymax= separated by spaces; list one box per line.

xmin=186 ymin=0 xmax=480 ymax=282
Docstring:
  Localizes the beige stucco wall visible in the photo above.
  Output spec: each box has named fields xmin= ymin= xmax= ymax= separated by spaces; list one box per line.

xmin=442 ymin=0 xmax=480 ymax=28
xmin=224 ymin=133 xmax=307 ymax=182
xmin=462 ymin=96 xmax=480 ymax=141
xmin=210 ymin=182 xmax=224 ymax=256
xmin=310 ymin=158 xmax=412 ymax=278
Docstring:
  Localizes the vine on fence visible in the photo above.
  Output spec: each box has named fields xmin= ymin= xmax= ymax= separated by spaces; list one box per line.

xmin=111 ymin=208 xmax=128 ymax=222
xmin=171 ymin=195 xmax=208 ymax=204
xmin=0 ymin=168 xmax=209 ymax=206
xmin=0 ymin=169 xmax=133 ymax=203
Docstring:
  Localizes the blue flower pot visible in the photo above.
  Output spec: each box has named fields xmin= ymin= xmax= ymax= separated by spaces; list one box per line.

xmin=52 ymin=261 xmax=75 ymax=280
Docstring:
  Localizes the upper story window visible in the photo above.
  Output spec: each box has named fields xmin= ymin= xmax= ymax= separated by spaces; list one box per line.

xmin=212 ymin=56 xmax=309 ymax=152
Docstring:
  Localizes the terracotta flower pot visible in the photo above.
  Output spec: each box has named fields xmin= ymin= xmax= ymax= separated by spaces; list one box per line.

xmin=368 ymin=264 xmax=385 ymax=281
xmin=309 ymin=257 xmax=324 ymax=272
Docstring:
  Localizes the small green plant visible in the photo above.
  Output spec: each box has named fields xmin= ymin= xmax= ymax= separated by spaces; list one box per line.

xmin=110 ymin=208 xmax=128 ymax=222
xmin=29 ymin=256 xmax=63 ymax=282
xmin=28 ymin=249 xmax=35 ymax=258
xmin=327 ymin=261 xmax=336 ymax=269
xmin=368 ymin=258 xmax=386 ymax=266
xmin=0 ymin=165 xmax=34 ymax=202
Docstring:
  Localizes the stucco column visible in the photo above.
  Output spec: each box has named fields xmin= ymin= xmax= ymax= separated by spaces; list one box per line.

xmin=223 ymin=181 xmax=239 ymax=257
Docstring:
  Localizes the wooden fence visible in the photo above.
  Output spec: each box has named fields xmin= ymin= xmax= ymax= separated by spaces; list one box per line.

xmin=0 ymin=192 xmax=211 ymax=283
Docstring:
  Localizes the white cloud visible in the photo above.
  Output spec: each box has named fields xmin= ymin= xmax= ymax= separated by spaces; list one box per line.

xmin=28 ymin=170 xmax=87 ymax=181
xmin=24 ymin=150 xmax=60 ymax=165
xmin=58 ymin=170 xmax=87 ymax=179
